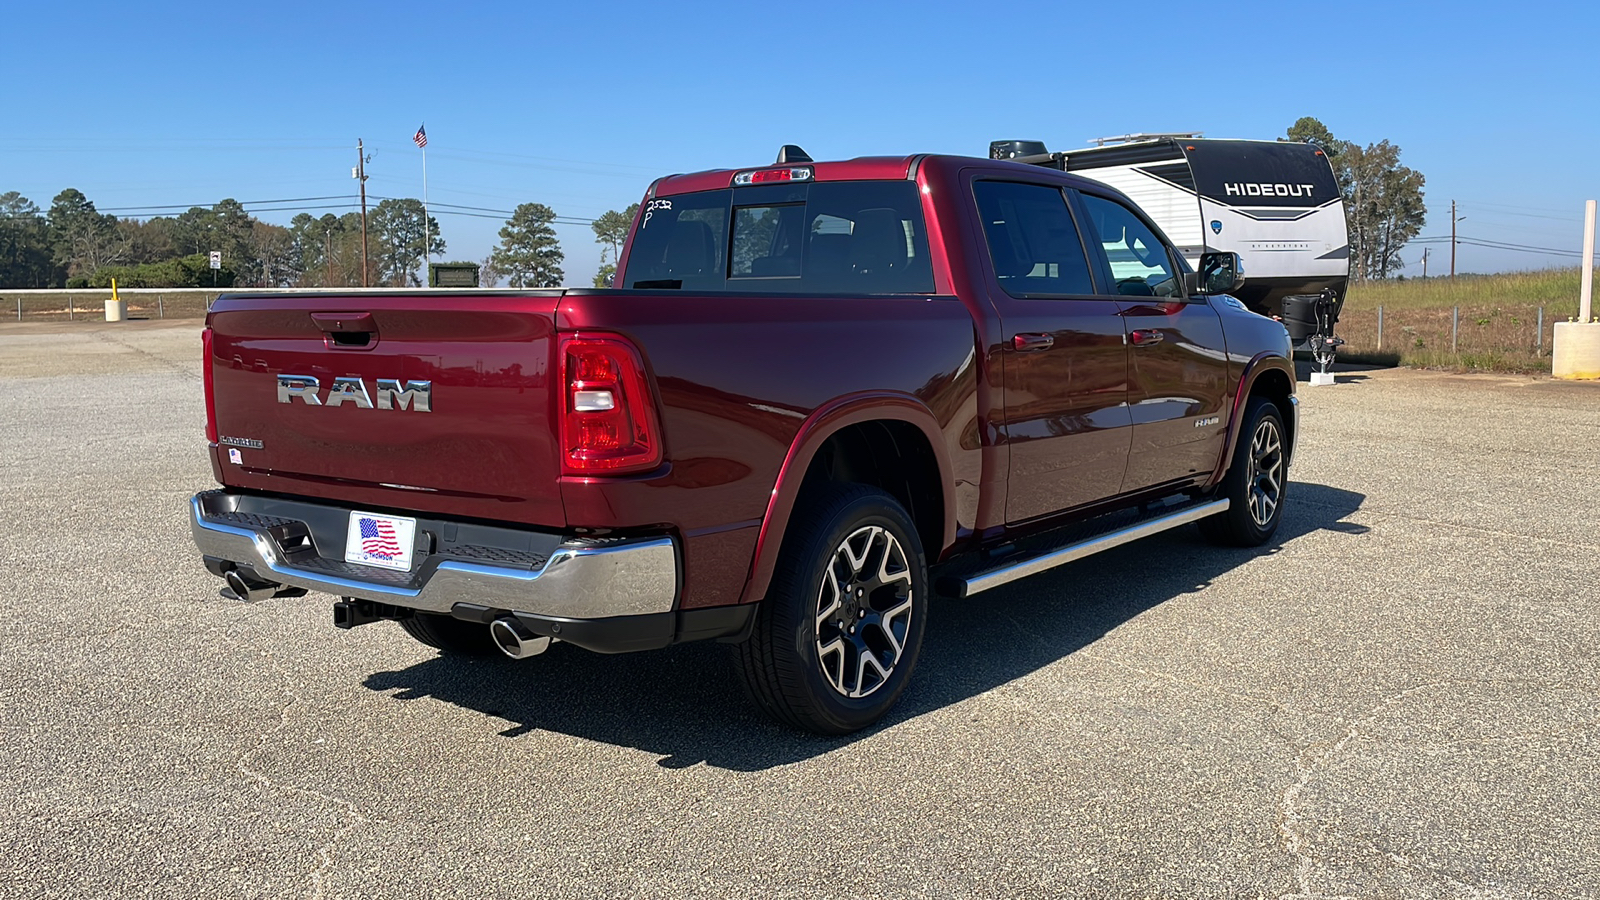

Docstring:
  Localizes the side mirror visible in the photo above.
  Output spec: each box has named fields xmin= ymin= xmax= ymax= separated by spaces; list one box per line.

xmin=1199 ymin=251 xmax=1245 ymax=295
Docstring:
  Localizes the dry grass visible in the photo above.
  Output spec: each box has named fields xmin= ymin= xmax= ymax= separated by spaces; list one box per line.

xmin=1339 ymin=268 xmax=1589 ymax=373
xmin=1344 ymin=268 xmax=1586 ymax=313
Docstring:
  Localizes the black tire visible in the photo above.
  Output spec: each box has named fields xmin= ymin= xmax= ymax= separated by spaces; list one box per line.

xmin=397 ymin=612 xmax=502 ymax=657
xmin=735 ymin=484 xmax=929 ymax=735
xmin=1201 ymin=396 xmax=1288 ymax=547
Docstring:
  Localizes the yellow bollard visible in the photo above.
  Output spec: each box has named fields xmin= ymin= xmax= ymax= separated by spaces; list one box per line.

xmin=105 ymin=278 xmax=128 ymax=323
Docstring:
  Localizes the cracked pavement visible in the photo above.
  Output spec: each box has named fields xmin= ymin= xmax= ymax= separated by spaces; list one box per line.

xmin=1 ymin=322 xmax=1596 ymax=899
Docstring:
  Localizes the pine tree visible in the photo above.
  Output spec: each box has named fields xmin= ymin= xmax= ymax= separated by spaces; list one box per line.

xmin=491 ymin=203 xmax=564 ymax=288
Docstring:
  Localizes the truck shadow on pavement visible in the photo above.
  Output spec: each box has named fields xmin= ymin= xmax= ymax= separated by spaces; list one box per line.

xmin=362 ymin=481 xmax=1366 ymax=771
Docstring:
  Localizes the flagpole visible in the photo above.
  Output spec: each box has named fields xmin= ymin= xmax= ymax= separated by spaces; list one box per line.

xmin=421 ymin=144 xmax=429 ymax=283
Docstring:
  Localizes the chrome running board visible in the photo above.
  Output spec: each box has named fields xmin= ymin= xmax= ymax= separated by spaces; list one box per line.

xmin=953 ymin=499 xmax=1229 ymax=598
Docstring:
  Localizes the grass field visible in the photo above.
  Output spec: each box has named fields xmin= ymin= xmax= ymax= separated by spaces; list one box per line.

xmin=1337 ymin=268 xmax=1587 ymax=373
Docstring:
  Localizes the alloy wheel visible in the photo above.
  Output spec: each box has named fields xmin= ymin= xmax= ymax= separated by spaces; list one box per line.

xmin=1246 ymin=418 xmax=1284 ymax=527
xmin=814 ymin=525 xmax=914 ymax=699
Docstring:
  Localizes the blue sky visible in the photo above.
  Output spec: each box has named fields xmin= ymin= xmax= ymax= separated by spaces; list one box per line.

xmin=3 ymin=0 xmax=1595 ymax=283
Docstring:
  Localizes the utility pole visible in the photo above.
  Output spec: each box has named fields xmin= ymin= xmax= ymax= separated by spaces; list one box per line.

xmin=1450 ymin=200 xmax=1464 ymax=281
xmin=1422 ymin=247 xmax=1429 ymax=279
xmin=355 ymin=139 xmax=370 ymax=287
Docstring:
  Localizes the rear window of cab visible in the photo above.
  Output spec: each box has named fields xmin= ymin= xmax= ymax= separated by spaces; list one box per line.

xmin=623 ymin=181 xmax=934 ymax=294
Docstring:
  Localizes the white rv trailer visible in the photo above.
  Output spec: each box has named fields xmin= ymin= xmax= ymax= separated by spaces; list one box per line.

xmin=990 ymin=135 xmax=1350 ymax=342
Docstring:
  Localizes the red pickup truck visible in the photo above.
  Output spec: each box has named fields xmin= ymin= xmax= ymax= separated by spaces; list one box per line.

xmin=191 ymin=147 xmax=1297 ymax=734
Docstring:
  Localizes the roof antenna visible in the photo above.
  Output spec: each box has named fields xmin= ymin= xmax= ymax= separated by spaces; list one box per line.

xmin=776 ymin=144 xmax=812 ymax=164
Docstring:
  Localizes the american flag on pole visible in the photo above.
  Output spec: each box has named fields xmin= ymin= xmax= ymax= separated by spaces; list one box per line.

xmin=358 ymin=516 xmax=404 ymax=558
xmin=413 ymin=124 xmax=427 ymax=149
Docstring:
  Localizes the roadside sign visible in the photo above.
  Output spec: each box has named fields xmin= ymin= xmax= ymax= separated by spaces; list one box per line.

xmin=209 ymin=251 xmax=221 ymax=270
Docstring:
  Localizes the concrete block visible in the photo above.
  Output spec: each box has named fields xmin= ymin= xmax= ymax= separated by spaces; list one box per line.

xmin=1552 ymin=321 xmax=1600 ymax=379
xmin=1308 ymin=372 xmax=1336 ymax=386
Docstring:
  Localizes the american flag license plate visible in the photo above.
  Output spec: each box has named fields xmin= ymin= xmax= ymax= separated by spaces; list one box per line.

xmin=343 ymin=511 xmax=417 ymax=572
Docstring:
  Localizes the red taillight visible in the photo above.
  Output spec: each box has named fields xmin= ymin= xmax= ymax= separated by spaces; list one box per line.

xmin=559 ymin=334 xmax=662 ymax=475
xmin=202 ymin=326 xmax=218 ymax=443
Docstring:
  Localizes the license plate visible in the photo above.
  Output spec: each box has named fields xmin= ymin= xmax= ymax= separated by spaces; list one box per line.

xmin=344 ymin=511 xmax=417 ymax=572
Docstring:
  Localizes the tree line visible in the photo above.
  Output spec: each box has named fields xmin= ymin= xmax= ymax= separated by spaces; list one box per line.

xmin=1284 ymin=117 xmax=1426 ymax=281
xmin=7 ymin=127 xmax=1421 ymax=289
xmin=0 ymin=188 xmax=641 ymax=290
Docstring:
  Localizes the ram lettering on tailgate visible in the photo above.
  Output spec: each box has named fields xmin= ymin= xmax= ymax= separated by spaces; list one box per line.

xmin=276 ymin=375 xmax=432 ymax=411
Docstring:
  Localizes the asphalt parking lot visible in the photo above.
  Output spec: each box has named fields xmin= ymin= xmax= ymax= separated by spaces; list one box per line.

xmin=2 ymin=321 xmax=1597 ymax=899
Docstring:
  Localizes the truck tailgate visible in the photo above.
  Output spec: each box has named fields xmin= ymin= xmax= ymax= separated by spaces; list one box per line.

xmin=207 ymin=292 xmax=566 ymax=527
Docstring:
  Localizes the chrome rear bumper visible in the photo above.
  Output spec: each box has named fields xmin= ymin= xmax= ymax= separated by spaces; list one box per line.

xmin=189 ymin=492 xmax=678 ymax=620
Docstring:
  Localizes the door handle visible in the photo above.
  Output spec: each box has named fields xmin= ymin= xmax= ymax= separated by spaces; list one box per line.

xmin=1012 ymin=333 xmax=1055 ymax=352
xmin=1130 ymin=329 xmax=1165 ymax=346
xmin=311 ymin=312 xmax=378 ymax=349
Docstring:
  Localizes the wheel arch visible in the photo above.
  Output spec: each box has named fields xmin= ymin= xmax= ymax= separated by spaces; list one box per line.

xmin=1211 ymin=353 xmax=1297 ymax=485
xmin=739 ymin=393 xmax=956 ymax=605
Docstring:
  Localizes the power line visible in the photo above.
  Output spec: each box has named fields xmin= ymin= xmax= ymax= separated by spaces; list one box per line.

xmin=1461 ymin=207 xmax=1576 ymax=223
xmin=0 ymin=143 xmax=350 ymax=153
xmin=1455 ymin=213 xmax=1582 ymax=236
xmin=362 ymin=171 xmax=624 ymax=205
xmin=1456 ymin=197 xmax=1578 ymax=215
xmin=364 ymin=149 xmax=655 ymax=181
xmin=92 ymin=191 xmax=600 ymax=226
xmin=361 ymin=141 xmax=660 ymax=176
xmin=79 ymin=192 xmax=1593 ymax=255
xmin=1411 ymin=234 xmax=1581 ymax=255
xmin=1457 ymin=238 xmax=1582 ymax=257
xmin=224 ymin=204 xmax=365 ymax=214
xmin=98 ymin=195 xmax=360 ymax=212
xmin=367 ymin=195 xmax=596 ymax=226
xmin=106 ymin=204 xmax=365 ymax=217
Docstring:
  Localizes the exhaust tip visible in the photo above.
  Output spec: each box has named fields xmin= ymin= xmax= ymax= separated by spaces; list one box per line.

xmin=490 ymin=617 xmax=551 ymax=659
xmin=225 ymin=569 xmax=281 ymax=603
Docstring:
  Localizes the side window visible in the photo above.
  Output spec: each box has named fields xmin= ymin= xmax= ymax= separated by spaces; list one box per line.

xmin=972 ymin=180 xmax=1096 ymax=297
xmin=1079 ymin=194 xmax=1180 ymax=298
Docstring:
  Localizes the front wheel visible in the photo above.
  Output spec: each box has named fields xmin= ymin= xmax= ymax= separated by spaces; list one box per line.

xmin=735 ymin=484 xmax=928 ymax=735
xmin=1201 ymin=396 xmax=1288 ymax=547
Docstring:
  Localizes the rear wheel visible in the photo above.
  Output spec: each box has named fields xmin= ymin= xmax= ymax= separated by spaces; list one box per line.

xmin=1201 ymin=396 xmax=1288 ymax=547
xmin=736 ymin=484 xmax=928 ymax=735
xmin=397 ymin=612 xmax=501 ymax=657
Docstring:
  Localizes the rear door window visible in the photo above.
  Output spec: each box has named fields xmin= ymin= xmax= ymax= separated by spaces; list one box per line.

xmin=972 ymin=181 xmax=1096 ymax=297
xmin=622 ymin=181 xmax=934 ymax=294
